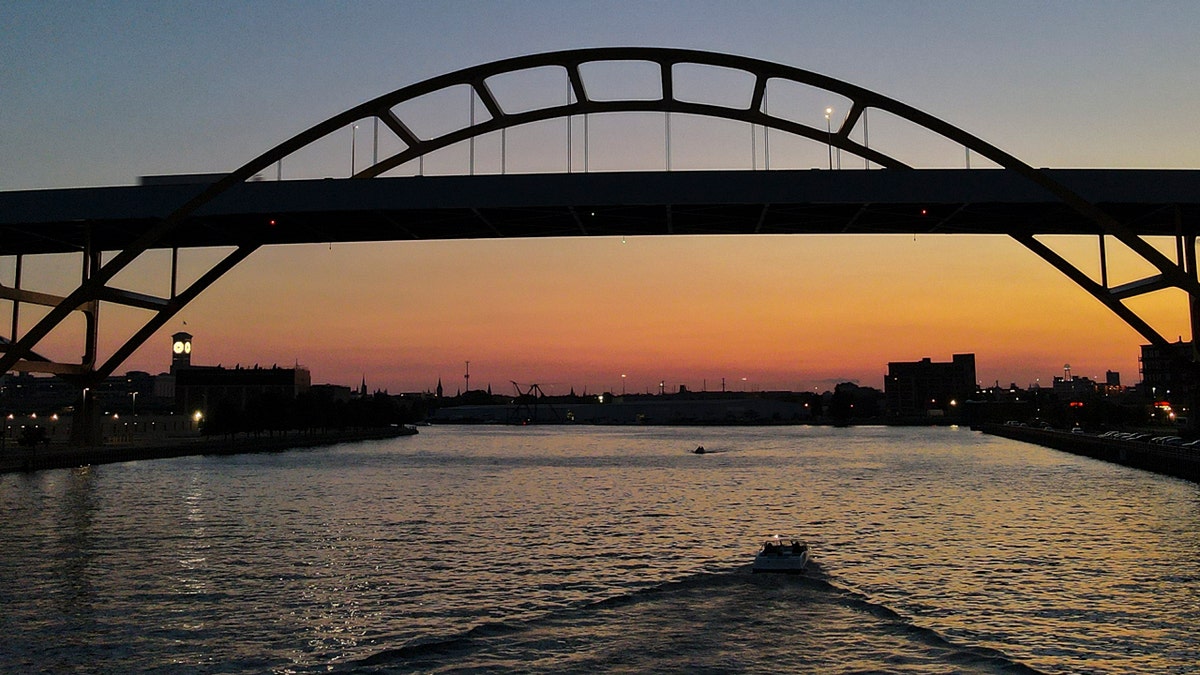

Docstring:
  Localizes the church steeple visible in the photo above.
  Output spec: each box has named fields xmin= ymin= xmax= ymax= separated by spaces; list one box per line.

xmin=360 ymin=375 xmax=367 ymax=397
xmin=436 ymin=378 xmax=443 ymax=398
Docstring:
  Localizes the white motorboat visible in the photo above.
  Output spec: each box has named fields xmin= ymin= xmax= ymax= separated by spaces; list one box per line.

xmin=752 ymin=535 xmax=809 ymax=573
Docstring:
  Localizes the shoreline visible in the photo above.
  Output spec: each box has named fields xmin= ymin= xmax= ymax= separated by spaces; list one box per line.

xmin=0 ymin=426 xmax=417 ymax=474
xmin=18 ymin=422 xmax=1197 ymax=484
xmin=973 ymin=423 xmax=1200 ymax=484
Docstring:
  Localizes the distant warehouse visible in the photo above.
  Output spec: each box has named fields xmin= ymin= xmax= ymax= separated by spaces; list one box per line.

xmin=886 ymin=353 xmax=977 ymax=417
xmin=175 ymin=365 xmax=311 ymax=416
xmin=166 ymin=331 xmax=311 ymax=417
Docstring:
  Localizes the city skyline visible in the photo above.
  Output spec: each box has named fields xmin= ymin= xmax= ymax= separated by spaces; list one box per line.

xmin=4 ymin=2 xmax=1200 ymax=394
xmin=136 ymin=333 xmax=1126 ymax=399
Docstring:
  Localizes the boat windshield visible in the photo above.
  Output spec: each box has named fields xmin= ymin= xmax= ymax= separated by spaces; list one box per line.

xmin=759 ymin=537 xmax=807 ymax=555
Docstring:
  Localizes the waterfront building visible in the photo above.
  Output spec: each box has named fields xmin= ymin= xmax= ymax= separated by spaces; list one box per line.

xmin=175 ymin=365 xmax=311 ymax=416
xmin=430 ymin=394 xmax=814 ymax=425
xmin=1052 ymin=374 xmax=1098 ymax=399
xmin=885 ymin=353 xmax=977 ymax=417
xmin=169 ymin=333 xmax=311 ymax=416
xmin=0 ymin=372 xmax=75 ymax=413
xmin=309 ymin=384 xmax=353 ymax=404
xmin=0 ymin=369 xmax=171 ymax=415
xmin=1139 ymin=340 xmax=1197 ymax=404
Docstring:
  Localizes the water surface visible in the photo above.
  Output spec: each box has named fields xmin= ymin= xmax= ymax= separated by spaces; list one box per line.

xmin=2 ymin=425 xmax=1197 ymax=673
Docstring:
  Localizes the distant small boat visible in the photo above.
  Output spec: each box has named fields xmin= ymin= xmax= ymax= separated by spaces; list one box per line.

xmin=752 ymin=535 xmax=809 ymax=573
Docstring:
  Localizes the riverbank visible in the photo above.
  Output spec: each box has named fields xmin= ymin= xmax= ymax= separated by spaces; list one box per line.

xmin=0 ymin=426 xmax=417 ymax=474
xmin=974 ymin=423 xmax=1200 ymax=483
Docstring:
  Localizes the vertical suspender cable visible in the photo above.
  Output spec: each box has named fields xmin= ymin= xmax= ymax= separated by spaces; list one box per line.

xmin=863 ymin=109 xmax=870 ymax=170
xmin=836 ymin=110 xmax=842 ymax=170
xmin=751 ymin=121 xmax=757 ymax=170
xmin=763 ymin=88 xmax=770 ymax=170
xmin=10 ymin=254 xmax=21 ymax=342
xmin=469 ymin=87 xmax=475 ymax=175
xmin=666 ymin=111 xmax=671 ymax=171
xmin=566 ymin=76 xmax=573 ymax=173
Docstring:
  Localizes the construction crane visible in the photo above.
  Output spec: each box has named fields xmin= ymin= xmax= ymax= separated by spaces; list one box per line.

xmin=509 ymin=381 xmax=561 ymax=425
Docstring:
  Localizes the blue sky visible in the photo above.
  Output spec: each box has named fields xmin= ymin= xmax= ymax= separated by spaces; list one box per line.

xmin=5 ymin=1 xmax=1198 ymax=190
xmin=3 ymin=1 xmax=1200 ymax=392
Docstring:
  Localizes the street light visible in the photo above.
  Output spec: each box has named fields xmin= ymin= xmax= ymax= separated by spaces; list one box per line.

xmin=351 ymin=124 xmax=359 ymax=176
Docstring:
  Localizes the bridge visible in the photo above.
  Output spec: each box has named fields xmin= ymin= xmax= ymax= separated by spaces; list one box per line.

xmin=3 ymin=47 xmax=1200 ymax=404
xmin=4 ymin=169 xmax=1199 ymax=252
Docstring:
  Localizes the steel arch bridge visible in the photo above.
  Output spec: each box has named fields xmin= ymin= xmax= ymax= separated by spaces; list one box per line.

xmin=3 ymin=47 xmax=1200 ymax=396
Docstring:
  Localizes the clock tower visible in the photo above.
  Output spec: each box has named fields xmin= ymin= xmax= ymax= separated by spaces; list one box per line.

xmin=171 ymin=331 xmax=193 ymax=373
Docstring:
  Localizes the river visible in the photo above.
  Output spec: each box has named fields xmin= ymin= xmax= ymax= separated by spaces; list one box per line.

xmin=2 ymin=425 xmax=1198 ymax=673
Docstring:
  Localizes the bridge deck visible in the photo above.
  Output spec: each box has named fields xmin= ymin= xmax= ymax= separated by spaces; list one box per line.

xmin=2 ymin=169 xmax=1198 ymax=255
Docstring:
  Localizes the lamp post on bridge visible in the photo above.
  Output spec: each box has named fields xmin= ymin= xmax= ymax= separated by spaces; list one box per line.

xmin=825 ymin=108 xmax=833 ymax=170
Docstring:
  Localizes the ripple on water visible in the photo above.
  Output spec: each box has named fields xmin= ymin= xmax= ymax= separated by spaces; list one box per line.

xmin=2 ymin=425 xmax=1198 ymax=674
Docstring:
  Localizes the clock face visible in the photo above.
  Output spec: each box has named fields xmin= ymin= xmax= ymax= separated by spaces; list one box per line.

xmin=183 ymin=342 xmax=191 ymax=354
xmin=173 ymin=341 xmax=184 ymax=354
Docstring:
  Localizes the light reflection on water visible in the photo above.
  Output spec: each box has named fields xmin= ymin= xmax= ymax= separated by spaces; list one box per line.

xmin=1 ymin=425 xmax=1198 ymax=673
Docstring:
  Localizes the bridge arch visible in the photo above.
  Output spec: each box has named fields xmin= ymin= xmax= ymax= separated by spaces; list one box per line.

xmin=3 ymin=47 xmax=1198 ymax=406
xmin=252 ymin=47 xmax=1028 ymax=178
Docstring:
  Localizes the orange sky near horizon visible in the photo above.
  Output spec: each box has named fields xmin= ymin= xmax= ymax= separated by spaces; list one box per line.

xmin=4 ymin=3 xmax=1200 ymax=397
xmin=12 ymin=230 xmax=1178 ymax=397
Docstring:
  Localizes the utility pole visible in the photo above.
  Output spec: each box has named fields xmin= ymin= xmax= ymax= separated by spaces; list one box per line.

xmin=465 ymin=360 xmax=470 ymax=393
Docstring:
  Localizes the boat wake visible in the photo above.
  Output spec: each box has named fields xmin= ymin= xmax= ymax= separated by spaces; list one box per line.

xmin=347 ymin=564 xmax=1039 ymax=674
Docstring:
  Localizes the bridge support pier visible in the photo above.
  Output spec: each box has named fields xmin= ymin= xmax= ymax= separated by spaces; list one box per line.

xmin=1182 ymin=216 xmax=1200 ymax=363
xmin=68 ymin=389 xmax=101 ymax=447
xmin=1182 ymin=228 xmax=1200 ymax=431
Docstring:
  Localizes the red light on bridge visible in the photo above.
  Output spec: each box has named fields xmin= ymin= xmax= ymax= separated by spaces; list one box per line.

xmin=269 ymin=219 xmax=276 ymax=226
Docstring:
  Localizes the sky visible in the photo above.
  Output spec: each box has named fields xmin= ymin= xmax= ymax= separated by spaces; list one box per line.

xmin=3 ymin=1 xmax=1200 ymax=396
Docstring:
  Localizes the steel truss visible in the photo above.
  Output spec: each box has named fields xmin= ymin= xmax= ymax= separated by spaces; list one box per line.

xmin=3 ymin=47 xmax=1197 ymax=402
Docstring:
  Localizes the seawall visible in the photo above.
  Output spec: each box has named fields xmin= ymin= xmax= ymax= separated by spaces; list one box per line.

xmin=974 ymin=423 xmax=1200 ymax=484
xmin=0 ymin=426 xmax=417 ymax=474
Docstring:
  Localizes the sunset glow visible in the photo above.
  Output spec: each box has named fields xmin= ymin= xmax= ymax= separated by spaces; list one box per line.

xmin=3 ymin=2 xmax=1199 ymax=395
